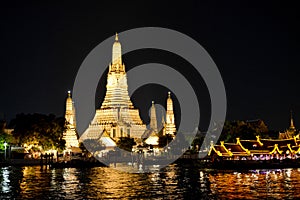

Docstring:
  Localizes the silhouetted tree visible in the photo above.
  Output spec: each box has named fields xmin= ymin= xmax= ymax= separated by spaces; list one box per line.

xmin=82 ymin=139 xmax=105 ymax=155
xmin=117 ymin=137 xmax=136 ymax=152
xmin=217 ymin=120 xmax=269 ymax=143
xmin=191 ymin=136 xmax=204 ymax=151
xmin=9 ymin=113 xmax=66 ymax=151
xmin=0 ymin=128 xmax=13 ymax=150
xmin=158 ymin=134 xmax=173 ymax=148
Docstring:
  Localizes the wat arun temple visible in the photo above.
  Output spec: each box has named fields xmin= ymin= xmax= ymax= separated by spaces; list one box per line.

xmin=62 ymin=34 xmax=176 ymax=149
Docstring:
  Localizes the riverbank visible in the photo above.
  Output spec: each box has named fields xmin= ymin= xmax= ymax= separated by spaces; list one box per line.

xmin=2 ymin=157 xmax=300 ymax=170
xmin=0 ymin=159 xmax=46 ymax=166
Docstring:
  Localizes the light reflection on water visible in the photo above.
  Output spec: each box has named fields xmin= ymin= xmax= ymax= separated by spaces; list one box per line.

xmin=208 ymin=168 xmax=300 ymax=199
xmin=0 ymin=164 xmax=300 ymax=199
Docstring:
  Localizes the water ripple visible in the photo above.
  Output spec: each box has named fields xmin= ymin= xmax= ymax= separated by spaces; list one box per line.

xmin=1 ymin=164 xmax=300 ymax=199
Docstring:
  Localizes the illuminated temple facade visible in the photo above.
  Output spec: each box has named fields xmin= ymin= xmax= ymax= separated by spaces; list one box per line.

xmin=80 ymin=34 xmax=147 ymax=141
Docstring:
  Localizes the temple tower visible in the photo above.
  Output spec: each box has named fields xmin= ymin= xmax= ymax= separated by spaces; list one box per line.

xmin=65 ymin=91 xmax=75 ymax=126
xmin=289 ymin=110 xmax=296 ymax=132
xmin=81 ymin=34 xmax=146 ymax=141
xmin=150 ymin=101 xmax=158 ymax=133
xmin=165 ymin=92 xmax=176 ymax=136
xmin=279 ymin=111 xmax=298 ymax=139
xmin=63 ymin=91 xmax=79 ymax=147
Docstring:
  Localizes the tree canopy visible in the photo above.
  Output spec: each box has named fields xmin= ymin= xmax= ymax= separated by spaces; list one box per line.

xmin=81 ymin=139 xmax=105 ymax=155
xmin=216 ymin=120 xmax=269 ymax=143
xmin=9 ymin=113 xmax=66 ymax=152
xmin=116 ymin=137 xmax=136 ymax=152
xmin=0 ymin=121 xmax=13 ymax=150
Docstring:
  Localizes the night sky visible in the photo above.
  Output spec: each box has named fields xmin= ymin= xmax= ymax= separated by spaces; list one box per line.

xmin=0 ymin=1 xmax=299 ymax=132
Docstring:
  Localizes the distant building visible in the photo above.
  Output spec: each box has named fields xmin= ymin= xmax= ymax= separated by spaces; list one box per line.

xmin=209 ymin=113 xmax=300 ymax=160
xmin=208 ymin=136 xmax=300 ymax=160
xmin=279 ymin=111 xmax=298 ymax=139
xmin=144 ymin=101 xmax=159 ymax=146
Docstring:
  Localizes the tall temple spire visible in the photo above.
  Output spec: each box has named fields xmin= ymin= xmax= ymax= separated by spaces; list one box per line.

xmin=80 ymin=32 xmax=146 ymax=140
xmin=150 ymin=101 xmax=158 ymax=133
xmin=65 ymin=90 xmax=75 ymax=126
xmin=165 ymin=92 xmax=176 ymax=136
xmin=63 ymin=91 xmax=79 ymax=148
xmin=115 ymin=32 xmax=119 ymax=41
xmin=111 ymin=32 xmax=123 ymax=67
xmin=102 ymin=34 xmax=133 ymax=108
xmin=167 ymin=91 xmax=173 ymax=111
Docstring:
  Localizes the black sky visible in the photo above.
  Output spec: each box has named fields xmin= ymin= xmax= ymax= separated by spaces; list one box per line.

xmin=0 ymin=1 xmax=299 ymax=131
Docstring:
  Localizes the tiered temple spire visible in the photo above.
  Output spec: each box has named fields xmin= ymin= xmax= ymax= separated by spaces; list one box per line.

xmin=150 ymin=101 xmax=158 ymax=133
xmin=165 ymin=92 xmax=176 ymax=136
xmin=112 ymin=33 xmax=122 ymax=65
xmin=79 ymin=33 xmax=178 ymax=144
xmin=81 ymin=33 xmax=146 ymax=140
xmin=63 ymin=91 xmax=79 ymax=148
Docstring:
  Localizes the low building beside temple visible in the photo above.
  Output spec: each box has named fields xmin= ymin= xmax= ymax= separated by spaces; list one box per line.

xmin=208 ymin=114 xmax=300 ymax=161
xmin=208 ymin=136 xmax=300 ymax=160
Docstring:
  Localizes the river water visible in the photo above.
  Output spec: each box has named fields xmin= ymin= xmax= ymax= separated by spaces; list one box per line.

xmin=1 ymin=163 xmax=300 ymax=199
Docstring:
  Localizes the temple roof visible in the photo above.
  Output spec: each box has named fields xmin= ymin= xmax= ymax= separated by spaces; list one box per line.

xmin=99 ymin=131 xmax=116 ymax=148
xmin=225 ymin=143 xmax=247 ymax=153
xmin=209 ymin=136 xmax=300 ymax=157
xmin=238 ymin=140 xmax=263 ymax=150
xmin=144 ymin=131 xmax=159 ymax=146
xmin=260 ymin=138 xmax=297 ymax=148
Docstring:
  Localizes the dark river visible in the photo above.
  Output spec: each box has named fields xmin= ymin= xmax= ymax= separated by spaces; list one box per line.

xmin=1 ymin=163 xmax=300 ymax=199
